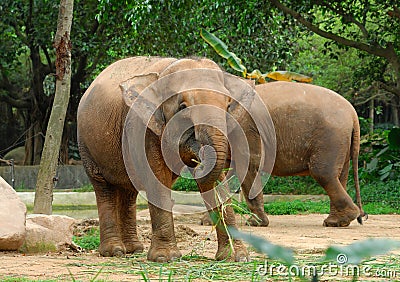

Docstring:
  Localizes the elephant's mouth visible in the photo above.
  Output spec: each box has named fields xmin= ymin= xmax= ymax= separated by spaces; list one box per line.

xmin=179 ymin=127 xmax=200 ymax=168
xmin=178 ymin=126 xmax=225 ymax=185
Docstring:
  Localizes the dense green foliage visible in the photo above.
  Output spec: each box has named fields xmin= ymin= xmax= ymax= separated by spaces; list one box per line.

xmin=359 ymin=128 xmax=400 ymax=181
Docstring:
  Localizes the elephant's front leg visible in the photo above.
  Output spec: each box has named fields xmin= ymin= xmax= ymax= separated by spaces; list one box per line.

xmin=117 ymin=187 xmax=144 ymax=254
xmin=199 ymin=182 xmax=249 ymax=262
xmin=146 ymin=140 xmax=181 ymax=262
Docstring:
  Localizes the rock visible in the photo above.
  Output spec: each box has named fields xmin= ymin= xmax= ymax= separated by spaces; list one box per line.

xmin=3 ymin=146 xmax=25 ymax=165
xmin=23 ymin=214 xmax=76 ymax=252
xmin=0 ymin=177 xmax=27 ymax=250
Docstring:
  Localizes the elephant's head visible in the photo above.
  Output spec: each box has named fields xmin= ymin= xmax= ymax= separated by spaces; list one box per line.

xmin=121 ymin=58 xmax=256 ymax=192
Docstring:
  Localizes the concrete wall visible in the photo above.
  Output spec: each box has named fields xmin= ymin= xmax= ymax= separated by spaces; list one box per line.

xmin=0 ymin=165 xmax=90 ymax=189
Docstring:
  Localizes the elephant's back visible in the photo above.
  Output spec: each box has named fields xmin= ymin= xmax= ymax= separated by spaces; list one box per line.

xmin=256 ymin=81 xmax=357 ymax=125
xmin=256 ymin=81 xmax=358 ymax=176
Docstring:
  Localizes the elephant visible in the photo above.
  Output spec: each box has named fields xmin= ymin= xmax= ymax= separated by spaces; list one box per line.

xmin=236 ymin=81 xmax=366 ymax=228
xmin=77 ymin=56 xmax=273 ymax=262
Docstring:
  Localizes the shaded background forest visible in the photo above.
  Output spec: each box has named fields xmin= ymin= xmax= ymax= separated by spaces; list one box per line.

xmin=0 ymin=0 xmax=399 ymax=183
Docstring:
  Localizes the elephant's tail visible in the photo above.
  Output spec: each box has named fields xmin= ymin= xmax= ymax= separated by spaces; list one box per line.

xmin=351 ymin=118 xmax=367 ymax=224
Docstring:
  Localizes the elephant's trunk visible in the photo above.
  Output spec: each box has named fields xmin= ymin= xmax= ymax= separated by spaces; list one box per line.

xmin=193 ymin=123 xmax=228 ymax=188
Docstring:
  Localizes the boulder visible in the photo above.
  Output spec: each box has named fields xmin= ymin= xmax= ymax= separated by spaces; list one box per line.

xmin=0 ymin=176 xmax=27 ymax=250
xmin=3 ymin=146 xmax=25 ymax=165
xmin=23 ymin=214 xmax=76 ymax=252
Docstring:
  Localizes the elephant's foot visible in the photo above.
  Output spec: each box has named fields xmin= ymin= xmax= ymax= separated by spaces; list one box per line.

xmin=246 ymin=213 xmax=269 ymax=227
xmin=99 ymin=239 xmax=126 ymax=257
xmin=124 ymin=241 xmax=144 ymax=254
xmin=147 ymin=241 xmax=182 ymax=262
xmin=323 ymin=202 xmax=360 ymax=227
xmin=215 ymin=240 xmax=249 ymax=262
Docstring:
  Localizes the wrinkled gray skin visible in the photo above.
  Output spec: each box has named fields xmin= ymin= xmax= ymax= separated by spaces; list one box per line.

xmin=239 ymin=81 xmax=366 ymax=227
xmin=77 ymin=56 xmax=256 ymax=262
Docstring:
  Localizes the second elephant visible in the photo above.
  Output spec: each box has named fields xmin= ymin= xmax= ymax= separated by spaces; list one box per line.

xmin=238 ymin=81 xmax=366 ymax=227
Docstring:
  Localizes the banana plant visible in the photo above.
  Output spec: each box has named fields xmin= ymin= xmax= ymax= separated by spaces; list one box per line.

xmin=200 ymin=29 xmax=312 ymax=84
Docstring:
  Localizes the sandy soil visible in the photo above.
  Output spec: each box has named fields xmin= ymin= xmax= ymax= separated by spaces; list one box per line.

xmin=1 ymin=212 xmax=399 ymax=281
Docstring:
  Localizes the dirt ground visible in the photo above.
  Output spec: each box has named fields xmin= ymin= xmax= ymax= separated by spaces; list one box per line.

xmin=1 ymin=211 xmax=399 ymax=281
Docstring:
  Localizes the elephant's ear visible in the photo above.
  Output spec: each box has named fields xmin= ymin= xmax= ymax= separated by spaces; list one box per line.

xmin=120 ymin=73 xmax=159 ymax=106
xmin=120 ymin=73 xmax=164 ymax=136
xmin=223 ymin=72 xmax=256 ymax=121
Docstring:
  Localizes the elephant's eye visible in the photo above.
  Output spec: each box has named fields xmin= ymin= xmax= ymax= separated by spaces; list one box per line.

xmin=179 ymin=102 xmax=187 ymax=111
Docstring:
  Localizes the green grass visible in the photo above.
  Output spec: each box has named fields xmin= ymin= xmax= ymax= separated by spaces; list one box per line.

xmin=263 ymin=200 xmax=399 ymax=215
xmin=60 ymin=252 xmax=400 ymax=281
xmin=73 ymin=227 xmax=100 ymax=250
xmin=263 ymin=175 xmax=323 ymax=195
xmin=5 ymin=254 xmax=400 ymax=282
xmin=19 ymin=241 xmax=57 ymax=254
xmin=72 ymin=184 xmax=94 ymax=192
xmin=264 ymin=200 xmax=330 ymax=215
xmin=172 ymin=174 xmax=324 ymax=194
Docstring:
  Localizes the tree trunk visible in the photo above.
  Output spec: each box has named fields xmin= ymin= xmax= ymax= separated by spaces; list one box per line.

xmin=369 ymin=99 xmax=374 ymax=134
xmin=392 ymin=96 xmax=400 ymax=127
xmin=33 ymin=0 xmax=74 ymax=214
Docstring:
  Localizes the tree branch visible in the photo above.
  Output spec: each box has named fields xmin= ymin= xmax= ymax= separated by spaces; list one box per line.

xmin=378 ymin=81 xmax=400 ymax=96
xmin=388 ymin=6 xmax=400 ymax=20
xmin=0 ymin=94 xmax=30 ymax=108
xmin=270 ymin=0 xmax=392 ymax=60
xmin=354 ymin=93 xmax=388 ymax=106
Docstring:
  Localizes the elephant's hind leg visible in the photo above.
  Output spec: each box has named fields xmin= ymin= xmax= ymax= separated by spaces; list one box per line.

xmin=92 ymin=180 xmax=126 ymax=256
xmin=339 ymin=158 xmax=350 ymax=190
xmin=310 ymin=155 xmax=359 ymax=227
xmin=117 ymin=187 xmax=144 ymax=254
xmin=80 ymin=145 xmax=125 ymax=256
xmin=319 ymin=179 xmax=359 ymax=227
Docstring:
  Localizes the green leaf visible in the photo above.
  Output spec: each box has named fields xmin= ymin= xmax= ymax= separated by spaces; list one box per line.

xmin=388 ymin=128 xmax=400 ymax=149
xmin=380 ymin=171 xmax=390 ymax=181
xmin=379 ymin=164 xmax=393 ymax=175
xmin=375 ymin=146 xmax=390 ymax=157
xmin=324 ymin=238 xmax=400 ymax=265
xmin=200 ymin=29 xmax=247 ymax=76
xmin=366 ymin=158 xmax=378 ymax=172
xmin=266 ymin=71 xmax=313 ymax=83
xmin=228 ymin=227 xmax=295 ymax=265
xmin=378 ymin=163 xmax=393 ymax=180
